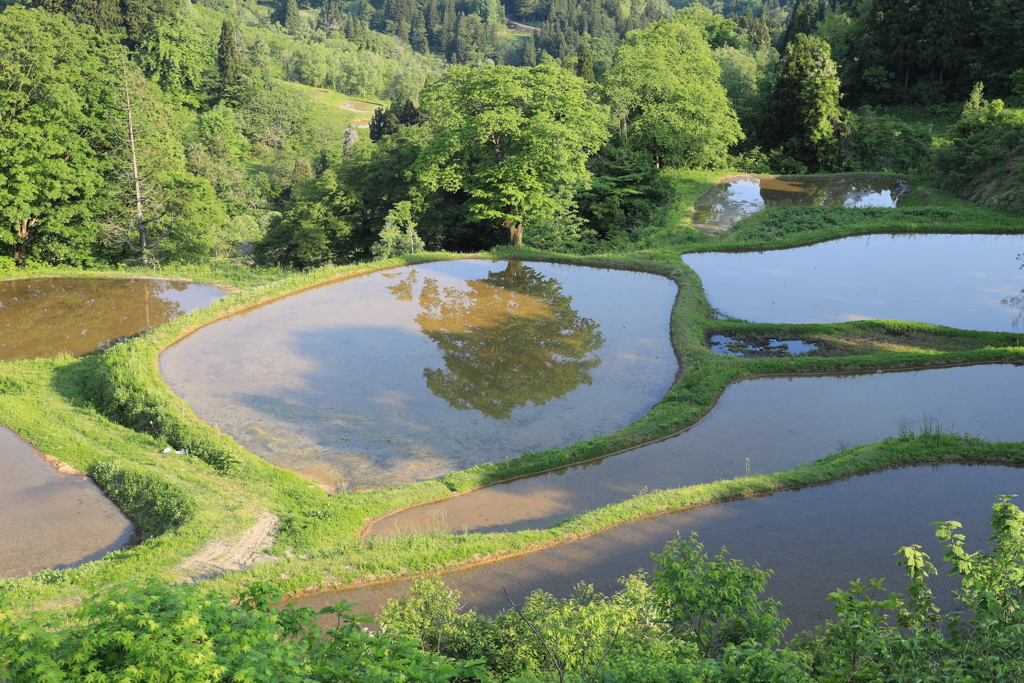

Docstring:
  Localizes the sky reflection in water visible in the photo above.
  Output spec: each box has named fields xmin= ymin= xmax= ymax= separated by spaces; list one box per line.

xmin=160 ymin=260 xmax=677 ymax=490
xmin=683 ymin=233 xmax=1024 ymax=331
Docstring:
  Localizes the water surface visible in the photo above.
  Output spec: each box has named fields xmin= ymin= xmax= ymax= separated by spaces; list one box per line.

xmin=683 ymin=234 xmax=1024 ymax=331
xmin=0 ymin=277 xmax=227 ymax=361
xmin=301 ymin=465 xmax=1024 ymax=638
xmin=370 ymin=364 xmax=1024 ymax=536
xmin=161 ymin=260 xmax=677 ymax=491
xmin=692 ymin=175 xmax=909 ymax=231
xmin=709 ymin=335 xmax=818 ymax=357
xmin=0 ymin=426 xmax=134 ymax=578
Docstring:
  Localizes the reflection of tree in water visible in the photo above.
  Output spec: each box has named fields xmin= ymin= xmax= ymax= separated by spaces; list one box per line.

xmin=0 ymin=278 xmax=187 ymax=360
xmin=386 ymin=261 xmax=604 ymax=420
xmin=760 ymin=176 xmax=905 ymax=208
xmin=1004 ymin=292 xmax=1024 ymax=330
xmin=1005 ymin=253 xmax=1024 ymax=331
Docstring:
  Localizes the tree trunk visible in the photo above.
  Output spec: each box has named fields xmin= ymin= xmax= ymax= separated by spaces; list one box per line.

xmin=16 ymin=217 xmax=34 ymax=239
xmin=13 ymin=217 xmax=35 ymax=262
xmin=507 ymin=221 xmax=524 ymax=247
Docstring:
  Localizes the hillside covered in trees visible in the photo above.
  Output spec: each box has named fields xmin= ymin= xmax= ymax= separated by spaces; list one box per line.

xmin=2 ymin=0 xmax=1021 ymax=269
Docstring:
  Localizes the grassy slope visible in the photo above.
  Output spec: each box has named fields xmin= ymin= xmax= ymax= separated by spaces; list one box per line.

xmin=2 ymin=173 xmax=1023 ymax=611
xmin=276 ymin=80 xmax=385 ymax=128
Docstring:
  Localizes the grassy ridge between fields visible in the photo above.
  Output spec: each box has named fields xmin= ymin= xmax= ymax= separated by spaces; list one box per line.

xmin=1 ymin=172 xmax=1023 ymax=609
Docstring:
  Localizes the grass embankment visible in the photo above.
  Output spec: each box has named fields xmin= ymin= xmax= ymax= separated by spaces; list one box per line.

xmin=0 ymin=260 xmax=291 ymax=290
xmin=2 ymin=171 xmax=1023 ymax=610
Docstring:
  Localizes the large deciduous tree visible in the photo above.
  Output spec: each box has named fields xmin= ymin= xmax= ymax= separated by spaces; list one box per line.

xmin=415 ymin=64 xmax=608 ymax=247
xmin=0 ymin=7 xmax=117 ymax=265
xmin=603 ymin=15 xmax=742 ymax=169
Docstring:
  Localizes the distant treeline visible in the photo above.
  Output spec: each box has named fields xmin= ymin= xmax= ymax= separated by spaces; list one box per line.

xmin=1 ymin=0 xmax=1021 ymax=268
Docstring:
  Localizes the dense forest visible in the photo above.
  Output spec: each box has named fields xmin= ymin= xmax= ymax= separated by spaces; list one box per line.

xmin=1 ymin=0 xmax=1021 ymax=269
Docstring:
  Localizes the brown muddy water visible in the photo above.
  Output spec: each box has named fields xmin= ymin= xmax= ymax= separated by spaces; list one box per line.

xmin=297 ymin=464 xmax=1024 ymax=638
xmin=0 ymin=427 xmax=134 ymax=578
xmin=683 ymin=233 xmax=1024 ymax=332
xmin=160 ymin=260 xmax=677 ymax=491
xmin=369 ymin=364 xmax=1024 ymax=536
xmin=691 ymin=174 xmax=909 ymax=231
xmin=0 ymin=277 xmax=227 ymax=361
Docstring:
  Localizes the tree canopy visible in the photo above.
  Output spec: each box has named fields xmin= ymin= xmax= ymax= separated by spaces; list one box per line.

xmin=415 ymin=64 xmax=608 ymax=246
xmin=0 ymin=7 xmax=116 ymax=265
xmin=604 ymin=15 xmax=743 ymax=169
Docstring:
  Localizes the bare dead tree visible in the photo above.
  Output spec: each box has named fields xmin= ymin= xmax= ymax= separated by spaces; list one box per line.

xmin=105 ymin=48 xmax=174 ymax=267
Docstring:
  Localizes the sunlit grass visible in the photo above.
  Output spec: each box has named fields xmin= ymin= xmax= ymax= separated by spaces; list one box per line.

xmin=1 ymin=172 xmax=1022 ymax=616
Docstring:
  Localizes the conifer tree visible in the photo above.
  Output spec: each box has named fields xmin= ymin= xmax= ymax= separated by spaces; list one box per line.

xmin=454 ymin=13 xmax=471 ymax=63
xmin=576 ymin=41 xmax=594 ymax=81
xmin=426 ymin=0 xmax=441 ymax=45
xmin=412 ymin=11 xmax=429 ymax=53
xmin=440 ymin=0 xmax=456 ymax=57
xmin=523 ymin=33 xmax=537 ymax=66
xmin=284 ymin=0 xmax=301 ymax=34
xmin=216 ymin=20 xmax=244 ymax=103
xmin=780 ymin=0 xmax=812 ymax=53
xmin=760 ymin=33 xmax=844 ymax=170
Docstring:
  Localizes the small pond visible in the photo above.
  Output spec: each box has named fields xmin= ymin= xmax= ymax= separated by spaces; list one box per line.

xmin=0 ymin=426 xmax=134 ymax=578
xmin=369 ymin=363 xmax=1024 ymax=536
xmin=709 ymin=335 xmax=818 ymax=357
xmin=298 ymin=464 xmax=1024 ymax=638
xmin=683 ymin=234 xmax=1024 ymax=331
xmin=160 ymin=260 xmax=678 ymax=491
xmin=0 ymin=277 xmax=228 ymax=361
xmin=691 ymin=174 xmax=910 ymax=231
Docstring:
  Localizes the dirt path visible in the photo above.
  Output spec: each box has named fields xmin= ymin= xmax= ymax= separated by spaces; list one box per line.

xmin=178 ymin=511 xmax=279 ymax=581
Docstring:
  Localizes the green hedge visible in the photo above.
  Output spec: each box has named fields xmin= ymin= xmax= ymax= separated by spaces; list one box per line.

xmin=89 ymin=460 xmax=197 ymax=536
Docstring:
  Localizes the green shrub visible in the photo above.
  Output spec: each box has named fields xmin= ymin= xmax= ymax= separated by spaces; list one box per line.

xmin=653 ymin=533 xmax=787 ymax=658
xmin=937 ymin=85 xmax=1024 ymax=211
xmin=793 ymin=496 xmax=1024 ymax=681
xmin=845 ymin=106 xmax=934 ymax=173
xmin=0 ymin=581 xmax=485 ymax=683
xmin=88 ymin=460 xmax=197 ymax=536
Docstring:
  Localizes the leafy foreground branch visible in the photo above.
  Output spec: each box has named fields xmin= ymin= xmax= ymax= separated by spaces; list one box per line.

xmin=4 ymin=498 xmax=1024 ymax=682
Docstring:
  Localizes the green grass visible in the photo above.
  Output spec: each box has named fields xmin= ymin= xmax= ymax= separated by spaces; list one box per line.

xmin=277 ymin=80 xmax=384 ymax=128
xmin=0 ymin=261 xmax=290 ymax=290
xmin=1 ymin=172 xmax=1023 ymax=617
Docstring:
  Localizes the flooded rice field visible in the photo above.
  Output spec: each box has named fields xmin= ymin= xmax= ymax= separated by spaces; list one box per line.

xmin=369 ymin=363 xmax=1024 ymax=536
xmin=683 ymin=233 xmax=1024 ymax=331
xmin=0 ymin=426 xmax=134 ymax=578
xmin=708 ymin=335 xmax=818 ymax=357
xmin=299 ymin=464 xmax=1024 ymax=638
xmin=160 ymin=260 xmax=677 ymax=491
xmin=0 ymin=277 xmax=227 ymax=361
xmin=691 ymin=174 xmax=909 ymax=231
